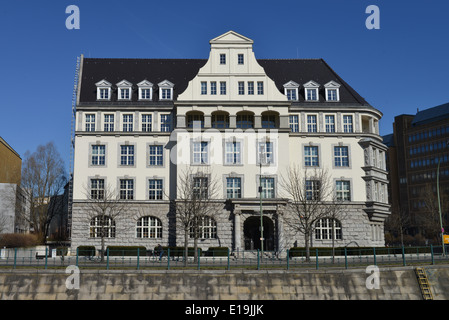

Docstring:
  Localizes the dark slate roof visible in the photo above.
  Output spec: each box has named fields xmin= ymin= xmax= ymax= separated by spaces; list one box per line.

xmin=412 ymin=102 xmax=449 ymax=126
xmin=79 ymin=58 xmax=207 ymax=103
xmin=79 ymin=57 xmax=371 ymax=106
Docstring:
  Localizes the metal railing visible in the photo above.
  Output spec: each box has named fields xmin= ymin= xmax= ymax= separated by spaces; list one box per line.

xmin=1 ymin=246 xmax=448 ymax=270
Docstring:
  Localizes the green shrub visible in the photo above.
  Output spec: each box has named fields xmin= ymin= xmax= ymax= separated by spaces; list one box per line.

xmin=106 ymin=246 xmax=147 ymax=256
xmin=206 ymin=247 xmax=229 ymax=256
xmin=0 ymin=233 xmax=40 ymax=248
xmin=77 ymin=246 xmax=96 ymax=256
xmin=155 ymin=246 xmax=202 ymax=257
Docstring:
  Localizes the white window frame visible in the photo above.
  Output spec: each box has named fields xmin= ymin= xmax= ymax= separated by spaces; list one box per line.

xmin=336 ymin=180 xmax=351 ymax=201
xmin=95 ymin=80 xmax=112 ymax=101
xmin=137 ymin=80 xmax=153 ymax=101
xmin=325 ymin=114 xmax=335 ymax=133
xmin=158 ymin=80 xmax=174 ymax=101
xmin=226 ymin=177 xmax=242 ymax=199
xmin=119 ymin=178 xmax=134 ymax=200
xmin=307 ymin=114 xmax=318 ymax=133
xmin=117 ymin=80 xmax=132 ymax=101
xmin=304 ymin=80 xmax=320 ymax=101
xmin=136 ymin=216 xmax=162 ymax=238
xmin=225 ymin=140 xmax=242 ymax=165
xmin=141 ymin=114 xmax=152 ymax=132
xmin=104 ymin=114 xmax=114 ymax=132
xmin=343 ymin=115 xmax=353 ymax=133
xmin=148 ymin=179 xmax=163 ymax=200
xmin=122 ymin=114 xmax=133 ymax=132
xmin=289 ymin=115 xmax=299 ymax=132
xmin=160 ymin=114 xmax=172 ymax=132
xmin=192 ymin=141 xmax=209 ymax=165
xmin=324 ymin=81 xmax=341 ymax=102
xmin=85 ymin=114 xmax=96 ymax=132
xmin=283 ymin=81 xmax=299 ymax=101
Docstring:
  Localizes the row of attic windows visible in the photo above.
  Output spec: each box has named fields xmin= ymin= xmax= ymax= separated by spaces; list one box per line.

xmin=95 ymin=79 xmax=174 ymax=101
xmin=95 ymin=79 xmax=342 ymax=102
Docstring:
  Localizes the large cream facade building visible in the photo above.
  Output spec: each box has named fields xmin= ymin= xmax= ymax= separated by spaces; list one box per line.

xmin=70 ymin=31 xmax=390 ymax=253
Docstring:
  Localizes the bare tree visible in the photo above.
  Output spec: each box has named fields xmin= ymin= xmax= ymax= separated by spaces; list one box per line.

xmin=19 ymin=142 xmax=67 ymax=242
xmin=174 ymin=166 xmax=220 ymax=265
xmin=280 ymin=166 xmax=341 ymax=262
xmin=421 ymin=183 xmax=449 ymax=242
xmin=83 ymin=183 xmax=128 ymax=261
xmin=385 ymin=204 xmax=410 ymax=246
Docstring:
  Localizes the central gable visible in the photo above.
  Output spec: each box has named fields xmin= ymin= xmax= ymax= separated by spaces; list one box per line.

xmin=177 ymin=31 xmax=287 ymax=102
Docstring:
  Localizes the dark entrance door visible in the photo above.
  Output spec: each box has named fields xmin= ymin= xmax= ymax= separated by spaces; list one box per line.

xmin=243 ymin=216 xmax=274 ymax=251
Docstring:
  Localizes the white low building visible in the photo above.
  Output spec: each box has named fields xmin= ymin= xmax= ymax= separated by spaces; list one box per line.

xmin=70 ymin=31 xmax=390 ymax=253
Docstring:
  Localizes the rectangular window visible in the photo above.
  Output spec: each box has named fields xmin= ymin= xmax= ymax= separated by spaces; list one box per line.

xmin=306 ymin=180 xmax=321 ymax=201
xmin=327 ymin=89 xmax=337 ymax=101
xmin=193 ymin=177 xmax=208 ymax=199
xmin=287 ymin=89 xmax=297 ymax=101
xmin=343 ymin=115 xmax=353 ymax=133
xmin=238 ymin=81 xmax=245 ymax=95
xmin=85 ymin=114 xmax=95 ymax=132
xmin=91 ymin=145 xmax=105 ymax=166
xmin=304 ymin=146 xmax=319 ymax=167
xmin=141 ymin=114 xmax=152 ymax=132
xmin=120 ymin=145 xmax=134 ymax=166
xmin=160 ymin=114 xmax=171 ymax=132
xmin=220 ymin=81 xmax=227 ymax=95
xmin=226 ymin=177 xmax=242 ymax=199
xmin=325 ymin=115 xmax=335 ymax=133
xmin=210 ymin=81 xmax=217 ymax=95
xmin=99 ymin=88 xmax=109 ymax=100
xmin=307 ymin=115 xmax=317 ymax=133
xmin=192 ymin=141 xmax=209 ymax=165
xmin=90 ymin=179 xmax=104 ymax=200
xmin=238 ymin=54 xmax=244 ymax=65
xmin=257 ymin=82 xmax=264 ymax=95
xmin=120 ymin=179 xmax=134 ymax=200
xmin=148 ymin=179 xmax=163 ymax=200
xmin=220 ymin=54 xmax=226 ymax=65
xmin=201 ymin=82 xmax=207 ymax=95
xmin=334 ymin=146 xmax=349 ymax=167
xmin=289 ymin=115 xmax=299 ymax=133
xmin=336 ymin=180 xmax=351 ymax=201
xmin=140 ymin=88 xmax=151 ymax=100
xmin=248 ymin=81 xmax=254 ymax=95
xmin=258 ymin=141 xmax=274 ymax=165
xmin=306 ymin=88 xmax=317 ymax=101
xmin=122 ymin=114 xmax=133 ymax=132
xmin=260 ymin=177 xmax=275 ymax=199
xmin=225 ymin=141 xmax=241 ymax=165
xmin=161 ymin=88 xmax=172 ymax=100
xmin=149 ymin=145 xmax=163 ymax=166
xmin=120 ymin=88 xmax=130 ymax=100
xmin=104 ymin=114 xmax=114 ymax=132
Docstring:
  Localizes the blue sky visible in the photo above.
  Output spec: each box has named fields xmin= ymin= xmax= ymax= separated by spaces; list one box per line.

xmin=1 ymin=0 xmax=448 ymax=173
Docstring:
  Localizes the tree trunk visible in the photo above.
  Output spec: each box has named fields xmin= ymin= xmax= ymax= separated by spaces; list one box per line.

xmin=184 ymin=226 xmax=189 ymax=267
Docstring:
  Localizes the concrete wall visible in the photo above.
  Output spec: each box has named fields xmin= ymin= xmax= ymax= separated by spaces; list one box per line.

xmin=1 ymin=265 xmax=449 ymax=300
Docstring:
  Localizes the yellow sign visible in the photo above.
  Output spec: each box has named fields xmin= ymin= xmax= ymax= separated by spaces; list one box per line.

xmin=444 ymin=235 xmax=449 ymax=244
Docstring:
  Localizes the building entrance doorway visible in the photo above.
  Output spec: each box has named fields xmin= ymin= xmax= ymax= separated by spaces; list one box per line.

xmin=243 ymin=216 xmax=274 ymax=251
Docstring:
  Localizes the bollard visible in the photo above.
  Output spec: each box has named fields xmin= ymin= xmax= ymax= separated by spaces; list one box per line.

xmin=198 ymin=248 xmax=201 ymax=270
xmin=257 ymin=249 xmax=260 ymax=270
xmin=137 ymin=248 xmax=140 ymax=270
xmin=13 ymin=248 xmax=17 ymax=269
xmin=227 ymin=248 xmax=230 ymax=270
xmin=373 ymin=247 xmax=377 ymax=266
xmin=316 ymin=248 xmax=319 ymax=270
xmin=45 ymin=247 xmax=48 ymax=270
xmin=286 ymin=249 xmax=290 ymax=270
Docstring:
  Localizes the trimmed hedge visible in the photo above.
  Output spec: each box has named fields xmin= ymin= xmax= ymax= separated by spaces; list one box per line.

xmin=205 ymin=247 xmax=229 ymax=257
xmin=289 ymin=246 xmax=433 ymax=257
xmin=77 ymin=246 xmax=96 ymax=256
xmin=106 ymin=246 xmax=147 ymax=256
xmin=155 ymin=246 xmax=202 ymax=257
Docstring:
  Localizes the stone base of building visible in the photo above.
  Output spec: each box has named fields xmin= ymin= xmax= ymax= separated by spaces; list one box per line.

xmin=70 ymin=201 xmax=386 ymax=254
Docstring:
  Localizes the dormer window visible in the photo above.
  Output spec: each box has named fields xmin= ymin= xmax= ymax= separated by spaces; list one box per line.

xmin=117 ymin=80 xmax=132 ymax=101
xmin=158 ymin=80 xmax=174 ymax=100
xmin=303 ymin=81 xmax=320 ymax=101
xmin=324 ymin=81 xmax=341 ymax=102
xmin=95 ymin=79 xmax=112 ymax=101
xmin=137 ymin=80 xmax=153 ymax=101
xmin=283 ymin=81 xmax=299 ymax=101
